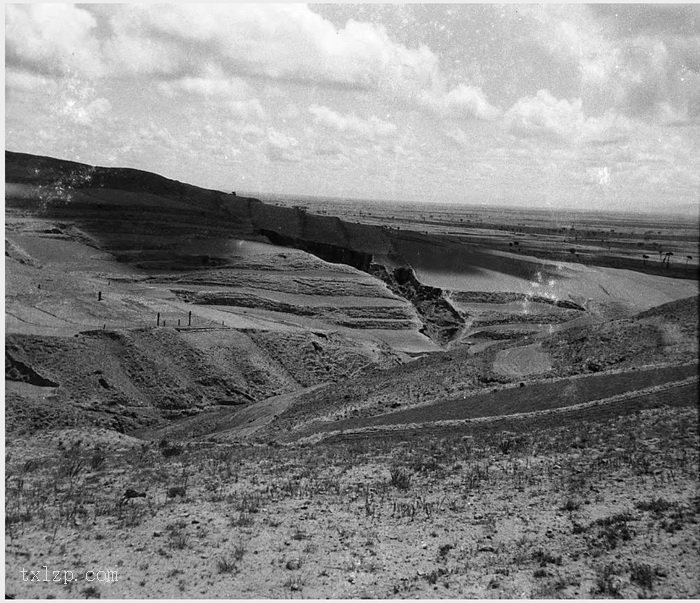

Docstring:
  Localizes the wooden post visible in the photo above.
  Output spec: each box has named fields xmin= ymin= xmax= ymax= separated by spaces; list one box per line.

xmin=98 ymin=291 xmax=102 ymax=301
xmin=188 ymin=311 xmax=192 ymax=327
xmin=178 ymin=319 xmax=181 ymax=327
xmin=157 ymin=312 xmax=160 ymax=326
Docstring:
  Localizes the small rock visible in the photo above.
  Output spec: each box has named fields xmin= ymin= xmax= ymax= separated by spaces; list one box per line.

xmin=286 ymin=559 xmax=301 ymax=571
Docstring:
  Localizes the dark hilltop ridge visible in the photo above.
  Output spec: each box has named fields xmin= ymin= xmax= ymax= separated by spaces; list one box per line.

xmin=6 ymin=150 xmax=465 ymax=344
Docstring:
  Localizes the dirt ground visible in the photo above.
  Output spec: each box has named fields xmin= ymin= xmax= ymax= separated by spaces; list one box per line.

xmin=5 ymin=402 xmax=699 ymax=599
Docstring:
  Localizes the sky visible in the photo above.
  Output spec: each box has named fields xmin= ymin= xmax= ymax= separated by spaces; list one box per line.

xmin=5 ymin=3 xmax=700 ymax=214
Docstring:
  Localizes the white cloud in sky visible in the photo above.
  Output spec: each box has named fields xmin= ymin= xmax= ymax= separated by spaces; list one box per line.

xmin=5 ymin=69 xmax=55 ymax=94
xmin=66 ymin=97 xmax=112 ymax=127
xmin=503 ymin=89 xmax=635 ymax=145
xmin=5 ymin=4 xmax=104 ymax=76
xmin=158 ymin=76 xmax=253 ymax=100
xmin=266 ymin=128 xmax=301 ymax=163
xmin=4 ymin=4 xmax=698 ymax=211
xmin=309 ymin=105 xmax=396 ymax=138
xmin=229 ymin=99 xmax=267 ymax=122
xmin=419 ymin=84 xmax=501 ymax=121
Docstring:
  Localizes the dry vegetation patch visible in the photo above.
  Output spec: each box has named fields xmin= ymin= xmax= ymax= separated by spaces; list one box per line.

xmin=5 ymin=403 xmax=698 ymax=598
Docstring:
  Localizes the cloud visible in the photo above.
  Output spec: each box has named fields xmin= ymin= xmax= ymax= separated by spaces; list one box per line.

xmin=93 ymin=3 xmax=442 ymax=94
xmin=157 ymin=76 xmax=253 ymax=100
xmin=266 ymin=128 xmax=301 ymax=162
xmin=5 ymin=4 xmax=104 ymax=77
xmin=507 ymin=5 xmax=700 ymax=124
xmin=504 ymin=89 xmax=634 ymax=144
xmin=229 ymin=99 xmax=267 ymax=121
xmin=5 ymin=69 xmax=55 ymax=93
xmin=309 ymin=105 xmax=396 ymax=138
xmin=444 ymin=127 xmax=469 ymax=147
xmin=504 ymin=90 xmax=585 ymax=141
xmin=7 ymin=4 xmax=493 ymax=123
xmin=419 ymin=84 xmax=501 ymax=121
xmin=66 ymin=97 xmax=112 ymax=127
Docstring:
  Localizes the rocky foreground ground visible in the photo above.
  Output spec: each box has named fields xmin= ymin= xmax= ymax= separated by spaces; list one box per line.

xmin=5 ymin=400 xmax=699 ymax=598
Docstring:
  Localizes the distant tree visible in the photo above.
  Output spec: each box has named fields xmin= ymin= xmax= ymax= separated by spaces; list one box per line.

xmin=569 ymin=248 xmax=576 ymax=254
xmin=642 ymin=254 xmax=649 ymax=266
xmin=685 ymin=255 xmax=693 ymax=272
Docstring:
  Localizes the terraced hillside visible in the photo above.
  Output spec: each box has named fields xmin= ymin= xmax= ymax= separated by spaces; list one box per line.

xmin=253 ymin=295 xmax=698 ymax=443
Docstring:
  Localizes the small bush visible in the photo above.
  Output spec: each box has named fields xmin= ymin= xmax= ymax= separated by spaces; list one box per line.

xmin=592 ymin=563 xmax=623 ymax=598
xmin=390 ymin=468 xmax=411 ymax=490
xmin=635 ymin=498 xmax=676 ymax=517
xmin=229 ymin=512 xmax=254 ymax=528
xmin=560 ymin=498 xmax=581 ymax=512
xmin=592 ymin=512 xmax=635 ymax=550
xmin=533 ymin=549 xmax=562 ymax=566
xmin=629 ymin=562 xmax=655 ymax=590
xmin=437 ymin=543 xmax=454 ymax=560
xmin=217 ymin=557 xmax=238 ymax=574
xmin=497 ymin=439 xmax=514 ymax=455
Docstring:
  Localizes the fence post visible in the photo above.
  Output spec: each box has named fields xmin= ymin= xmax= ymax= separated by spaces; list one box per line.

xmin=157 ymin=312 xmax=160 ymax=326
xmin=188 ymin=311 xmax=192 ymax=327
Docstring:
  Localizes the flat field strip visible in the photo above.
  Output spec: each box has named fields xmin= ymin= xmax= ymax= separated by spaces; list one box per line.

xmin=297 ymin=363 xmax=697 ymax=437
xmin=321 ymin=377 xmax=699 ymax=444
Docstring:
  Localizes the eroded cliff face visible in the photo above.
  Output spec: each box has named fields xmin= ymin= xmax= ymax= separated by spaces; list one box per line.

xmin=368 ymin=264 xmax=465 ymax=345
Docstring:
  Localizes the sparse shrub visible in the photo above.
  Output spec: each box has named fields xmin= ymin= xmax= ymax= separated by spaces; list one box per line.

xmin=284 ymin=574 xmax=305 ymax=592
xmin=159 ymin=439 xmax=183 ymax=458
xmin=425 ymin=567 xmax=448 ymax=585
xmin=166 ymin=485 xmax=187 ymax=499
xmin=635 ymin=497 xmax=691 ymax=534
xmin=560 ymin=498 xmax=581 ymax=512
xmin=217 ymin=543 xmax=245 ymax=574
xmin=533 ymin=549 xmax=562 ymax=567
xmin=291 ymin=526 xmax=309 ymax=541
xmin=389 ymin=467 xmax=411 ymax=490
xmin=60 ymin=441 xmax=85 ymax=489
xmin=90 ymin=447 xmax=107 ymax=471
xmin=437 ymin=543 xmax=453 ymax=560
xmin=497 ymin=438 xmax=514 ymax=455
xmin=82 ymin=585 xmax=101 ymax=599
xmin=229 ymin=512 xmax=254 ymax=528
xmin=635 ymin=497 xmax=677 ymax=517
xmin=591 ymin=512 xmax=635 ymax=550
xmin=592 ymin=563 xmax=623 ymax=597
xmin=629 ymin=562 xmax=656 ymax=590
xmin=166 ymin=521 xmax=189 ymax=550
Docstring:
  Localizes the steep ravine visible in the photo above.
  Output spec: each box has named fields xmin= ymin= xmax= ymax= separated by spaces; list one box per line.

xmin=259 ymin=229 xmax=466 ymax=346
